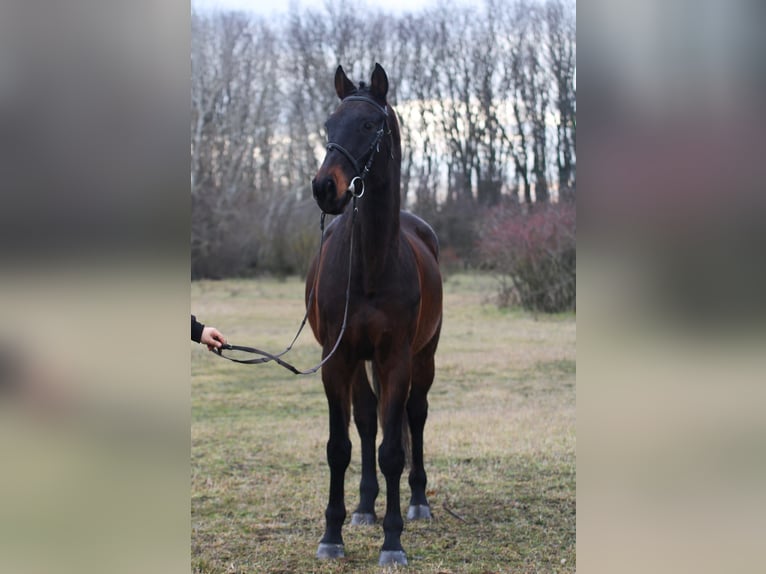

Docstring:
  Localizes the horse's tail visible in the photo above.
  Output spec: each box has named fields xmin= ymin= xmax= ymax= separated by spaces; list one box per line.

xmin=365 ymin=361 xmax=412 ymax=469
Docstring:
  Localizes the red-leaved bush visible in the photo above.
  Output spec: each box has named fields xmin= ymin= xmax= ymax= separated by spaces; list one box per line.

xmin=478 ymin=202 xmax=576 ymax=312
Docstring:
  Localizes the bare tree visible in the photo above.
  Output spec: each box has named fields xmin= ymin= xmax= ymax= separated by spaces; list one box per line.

xmin=430 ymin=6 xmax=484 ymax=205
xmin=546 ymin=0 xmax=577 ymax=199
xmin=503 ymin=2 xmax=533 ymax=204
xmin=191 ymin=11 xmax=283 ymax=277
xmin=526 ymin=4 xmax=551 ymax=203
xmin=395 ymin=11 xmax=442 ymax=210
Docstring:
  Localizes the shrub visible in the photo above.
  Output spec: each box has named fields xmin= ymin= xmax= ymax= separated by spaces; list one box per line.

xmin=478 ymin=202 xmax=576 ymax=312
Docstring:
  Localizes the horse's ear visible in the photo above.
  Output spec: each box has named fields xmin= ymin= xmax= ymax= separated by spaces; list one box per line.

xmin=370 ymin=63 xmax=388 ymax=101
xmin=335 ymin=65 xmax=356 ymax=100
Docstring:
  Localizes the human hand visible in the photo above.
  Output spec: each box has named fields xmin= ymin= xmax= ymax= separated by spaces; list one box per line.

xmin=200 ymin=326 xmax=226 ymax=350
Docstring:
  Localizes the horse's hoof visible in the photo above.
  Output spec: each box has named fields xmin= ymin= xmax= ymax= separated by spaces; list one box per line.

xmin=351 ymin=512 xmax=376 ymax=525
xmin=407 ymin=504 xmax=432 ymax=520
xmin=379 ymin=550 xmax=408 ymax=566
xmin=316 ymin=543 xmax=345 ymax=559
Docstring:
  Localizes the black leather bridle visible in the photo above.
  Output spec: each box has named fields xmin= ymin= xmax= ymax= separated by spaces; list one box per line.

xmin=325 ymin=94 xmax=392 ymax=197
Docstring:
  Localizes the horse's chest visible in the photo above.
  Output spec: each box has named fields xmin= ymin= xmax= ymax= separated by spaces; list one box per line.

xmin=316 ymin=289 xmax=416 ymax=349
xmin=347 ymin=303 xmax=410 ymax=357
xmin=345 ymin=294 xmax=416 ymax=330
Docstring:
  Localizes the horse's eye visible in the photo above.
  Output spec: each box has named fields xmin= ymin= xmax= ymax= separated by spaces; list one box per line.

xmin=363 ymin=121 xmax=374 ymax=131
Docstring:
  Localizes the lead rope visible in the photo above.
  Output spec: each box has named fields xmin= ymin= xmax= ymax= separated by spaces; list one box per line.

xmin=213 ymin=198 xmax=358 ymax=375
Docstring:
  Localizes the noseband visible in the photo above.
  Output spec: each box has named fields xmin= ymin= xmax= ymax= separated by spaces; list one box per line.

xmin=325 ymin=95 xmax=392 ymax=197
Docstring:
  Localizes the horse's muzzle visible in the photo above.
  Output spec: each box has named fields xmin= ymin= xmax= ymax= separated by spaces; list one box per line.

xmin=312 ymin=175 xmax=351 ymax=215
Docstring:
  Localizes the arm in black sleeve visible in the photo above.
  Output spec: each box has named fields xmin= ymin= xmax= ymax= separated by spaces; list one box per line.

xmin=191 ymin=315 xmax=204 ymax=343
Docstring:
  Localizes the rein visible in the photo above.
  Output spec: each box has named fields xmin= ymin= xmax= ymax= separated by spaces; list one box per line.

xmin=213 ymin=198 xmax=359 ymax=375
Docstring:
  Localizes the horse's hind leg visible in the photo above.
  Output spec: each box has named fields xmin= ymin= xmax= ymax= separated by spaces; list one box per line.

xmin=316 ymin=358 xmax=355 ymax=560
xmin=351 ymin=362 xmax=378 ymax=525
xmin=407 ymin=323 xmax=441 ymax=521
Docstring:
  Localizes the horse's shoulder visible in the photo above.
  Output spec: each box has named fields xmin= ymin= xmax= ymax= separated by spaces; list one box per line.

xmin=400 ymin=211 xmax=439 ymax=261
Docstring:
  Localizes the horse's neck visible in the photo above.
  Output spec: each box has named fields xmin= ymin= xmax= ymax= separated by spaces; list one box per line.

xmin=356 ymin=180 xmax=400 ymax=293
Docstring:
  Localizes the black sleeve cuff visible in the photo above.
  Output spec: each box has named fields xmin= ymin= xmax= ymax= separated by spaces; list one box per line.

xmin=191 ymin=315 xmax=204 ymax=343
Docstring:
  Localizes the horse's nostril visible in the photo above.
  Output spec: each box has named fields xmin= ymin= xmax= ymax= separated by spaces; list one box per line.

xmin=313 ymin=177 xmax=335 ymax=201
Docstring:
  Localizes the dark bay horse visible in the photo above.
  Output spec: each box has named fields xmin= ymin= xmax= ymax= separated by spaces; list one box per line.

xmin=305 ymin=63 xmax=443 ymax=566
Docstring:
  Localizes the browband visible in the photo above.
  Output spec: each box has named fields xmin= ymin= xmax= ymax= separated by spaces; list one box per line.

xmin=341 ymin=95 xmax=388 ymax=116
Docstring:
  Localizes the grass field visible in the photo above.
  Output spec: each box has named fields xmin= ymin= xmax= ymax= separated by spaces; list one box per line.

xmin=192 ymin=273 xmax=575 ymax=573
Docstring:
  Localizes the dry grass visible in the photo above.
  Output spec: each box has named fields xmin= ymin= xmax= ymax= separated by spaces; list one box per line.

xmin=192 ymin=273 xmax=575 ymax=573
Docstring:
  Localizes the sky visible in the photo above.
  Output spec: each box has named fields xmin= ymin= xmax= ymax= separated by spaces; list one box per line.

xmin=192 ymin=0 xmax=483 ymax=17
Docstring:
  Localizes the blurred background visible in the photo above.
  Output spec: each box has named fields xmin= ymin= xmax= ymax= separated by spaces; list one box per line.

xmin=1 ymin=1 xmax=190 ymax=573
xmin=578 ymin=1 xmax=766 ymax=572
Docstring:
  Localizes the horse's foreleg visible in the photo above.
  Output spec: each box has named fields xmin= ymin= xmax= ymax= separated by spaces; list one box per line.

xmin=351 ymin=362 xmax=378 ymax=525
xmin=316 ymin=359 xmax=354 ymax=560
xmin=406 ymin=326 xmax=440 ymax=521
xmin=376 ymin=353 xmax=411 ymax=566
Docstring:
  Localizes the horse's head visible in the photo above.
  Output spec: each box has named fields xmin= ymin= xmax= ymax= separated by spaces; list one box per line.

xmin=312 ymin=63 xmax=393 ymax=215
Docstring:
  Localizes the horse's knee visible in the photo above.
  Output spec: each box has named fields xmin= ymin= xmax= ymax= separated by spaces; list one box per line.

xmin=378 ymin=441 xmax=404 ymax=476
xmin=407 ymin=399 xmax=428 ymax=427
xmin=327 ymin=437 xmax=351 ymax=469
xmin=353 ymin=410 xmax=377 ymax=437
